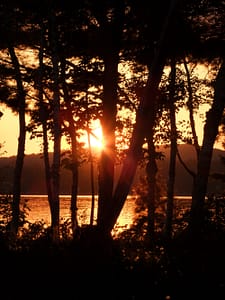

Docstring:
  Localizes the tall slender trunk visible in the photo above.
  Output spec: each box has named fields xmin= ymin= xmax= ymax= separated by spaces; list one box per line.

xmin=190 ymin=59 xmax=225 ymax=232
xmin=145 ymin=62 xmax=158 ymax=241
xmin=49 ymin=11 xmax=61 ymax=242
xmin=8 ymin=45 xmax=26 ymax=236
xmin=146 ymin=138 xmax=158 ymax=241
xmin=105 ymin=0 xmax=179 ymax=232
xmin=184 ymin=58 xmax=200 ymax=158
xmin=70 ymin=131 xmax=79 ymax=236
xmin=61 ymin=57 xmax=79 ymax=237
xmin=164 ymin=59 xmax=177 ymax=240
xmin=87 ymin=130 xmax=95 ymax=226
xmin=38 ymin=19 xmax=54 ymax=219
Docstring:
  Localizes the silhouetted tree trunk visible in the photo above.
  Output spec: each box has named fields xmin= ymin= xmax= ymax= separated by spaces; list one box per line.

xmin=97 ymin=2 xmax=124 ymax=229
xmin=190 ymin=58 xmax=225 ymax=232
xmin=38 ymin=19 xmax=54 ymax=223
xmin=184 ymin=58 xmax=200 ymax=158
xmin=105 ymin=0 xmax=179 ymax=232
xmin=8 ymin=45 xmax=26 ymax=236
xmin=146 ymin=138 xmax=158 ymax=242
xmin=97 ymin=46 xmax=118 ymax=227
xmin=69 ymin=131 xmax=79 ymax=236
xmin=87 ymin=129 xmax=95 ymax=226
xmin=164 ymin=59 xmax=177 ymax=240
xmin=61 ymin=56 xmax=79 ymax=237
xmin=49 ymin=11 xmax=61 ymax=242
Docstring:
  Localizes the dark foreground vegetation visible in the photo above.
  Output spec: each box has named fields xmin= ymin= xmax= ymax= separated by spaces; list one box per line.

xmin=1 ymin=196 xmax=225 ymax=300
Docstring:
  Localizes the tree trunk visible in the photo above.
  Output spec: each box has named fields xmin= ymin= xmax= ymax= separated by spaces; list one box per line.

xmin=146 ymin=139 xmax=158 ymax=242
xmin=164 ymin=59 xmax=177 ymax=240
xmin=184 ymin=58 xmax=200 ymax=158
xmin=49 ymin=11 xmax=61 ymax=243
xmin=105 ymin=0 xmax=179 ymax=232
xmin=96 ymin=2 xmax=125 ymax=231
xmin=61 ymin=56 xmax=79 ymax=237
xmin=38 ymin=19 xmax=54 ymax=222
xmin=97 ymin=46 xmax=118 ymax=227
xmin=70 ymin=131 xmax=79 ymax=236
xmin=87 ymin=129 xmax=96 ymax=226
xmin=8 ymin=45 xmax=26 ymax=236
xmin=190 ymin=58 xmax=225 ymax=232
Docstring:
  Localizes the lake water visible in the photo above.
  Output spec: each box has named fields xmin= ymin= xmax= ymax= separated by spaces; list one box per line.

xmin=21 ymin=195 xmax=192 ymax=233
xmin=21 ymin=194 xmax=138 ymax=232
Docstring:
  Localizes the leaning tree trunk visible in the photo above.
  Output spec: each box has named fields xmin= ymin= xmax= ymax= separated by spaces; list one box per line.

xmin=105 ymin=0 xmax=179 ymax=233
xmin=8 ymin=45 xmax=26 ymax=236
xmin=190 ymin=58 xmax=225 ymax=232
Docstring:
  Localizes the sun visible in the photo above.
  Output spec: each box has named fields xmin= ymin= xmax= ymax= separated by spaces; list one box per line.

xmin=88 ymin=126 xmax=103 ymax=150
xmin=60 ymin=120 xmax=103 ymax=152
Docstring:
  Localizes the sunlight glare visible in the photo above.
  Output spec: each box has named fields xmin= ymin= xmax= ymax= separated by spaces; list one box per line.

xmin=88 ymin=126 xmax=103 ymax=150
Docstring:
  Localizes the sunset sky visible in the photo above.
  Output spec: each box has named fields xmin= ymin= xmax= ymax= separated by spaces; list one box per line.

xmin=0 ymin=105 xmax=104 ymax=157
xmin=1 ymin=47 xmax=222 ymax=158
xmin=1 ymin=101 xmax=224 ymax=158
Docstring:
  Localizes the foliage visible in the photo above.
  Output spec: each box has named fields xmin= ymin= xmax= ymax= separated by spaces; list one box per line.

xmin=204 ymin=194 xmax=225 ymax=230
xmin=0 ymin=195 xmax=29 ymax=233
xmin=0 ymin=189 xmax=225 ymax=299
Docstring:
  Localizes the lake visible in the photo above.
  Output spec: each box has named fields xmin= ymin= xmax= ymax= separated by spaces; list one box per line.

xmin=21 ymin=195 xmax=192 ymax=233
xmin=21 ymin=194 xmax=138 ymax=233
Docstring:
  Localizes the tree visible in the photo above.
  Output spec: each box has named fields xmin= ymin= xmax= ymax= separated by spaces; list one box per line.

xmin=8 ymin=45 xmax=27 ymax=236
xmin=164 ymin=58 xmax=177 ymax=240
xmin=48 ymin=9 xmax=62 ymax=242
xmin=181 ymin=0 xmax=225 ymax=232
xmin=105 ymin=0 xmax=180 ymax=233
xmin=36 ymin=18 xmax=54 ymax=235
xmin=190 ymin=58 xmax=225 ymax=232
xmin=60 ymin=56 xmax=80 ymax=237
xmin=89 ymin=1 xmax=125 ymax=229
xmin=0 ymin=2 xmax=28 ymax=235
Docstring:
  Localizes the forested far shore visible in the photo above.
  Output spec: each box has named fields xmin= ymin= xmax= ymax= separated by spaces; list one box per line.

xmin=1 ymin=144 xmax=224 ymax=196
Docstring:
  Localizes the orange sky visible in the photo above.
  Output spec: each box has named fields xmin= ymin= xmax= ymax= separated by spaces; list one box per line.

xmin=0 ymin=105 xmax=104 ymax=157
xmin=1 ymin=51 xmax=223 ymax=157
xmin=1 ymin=103 xmax=224 ymax=158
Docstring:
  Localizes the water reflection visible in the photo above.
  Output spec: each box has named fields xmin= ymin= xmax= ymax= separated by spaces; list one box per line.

xmin=21 ymin=195 xmax=192 ymax=234
xmin=21 ymin=195 xmax=137 ymax=232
